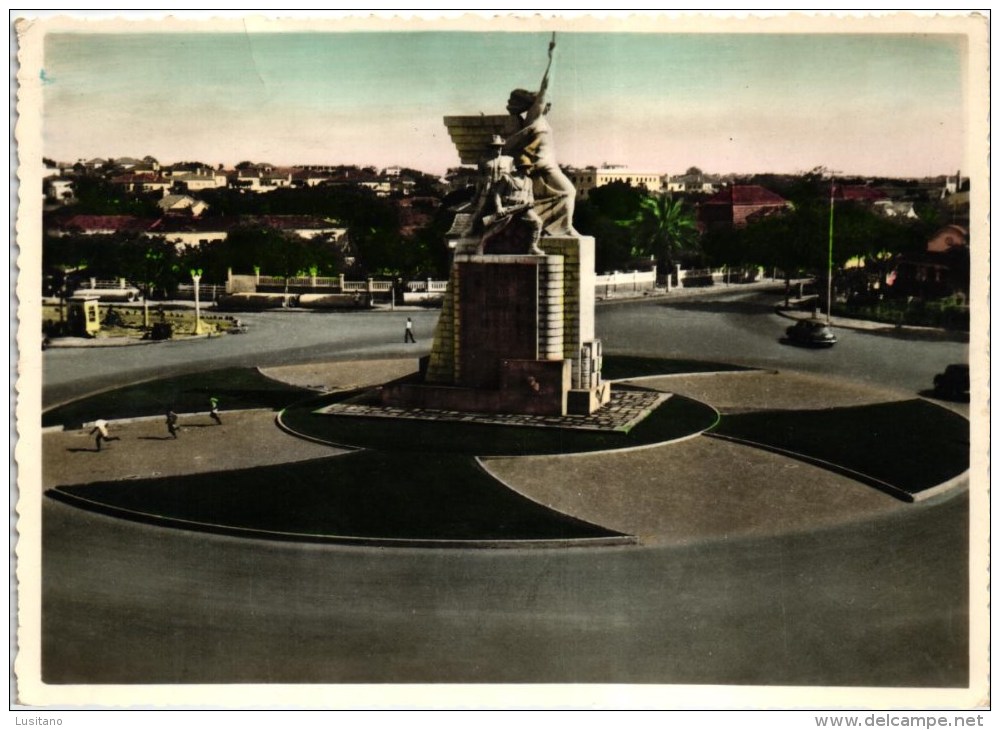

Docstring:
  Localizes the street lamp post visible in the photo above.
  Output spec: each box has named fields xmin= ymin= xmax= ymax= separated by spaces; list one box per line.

xmin=143 ymin=248 xmax=159 ymax=331
xmin=191 ymin=269 xmax=203 ymax=335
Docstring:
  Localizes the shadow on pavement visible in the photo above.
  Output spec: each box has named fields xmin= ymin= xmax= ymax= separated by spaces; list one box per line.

xmin=918 ymin=388 xmax=970 ymax=404
xmin=852 ymin=327 xmax=969 ymax=343
xmin=658 ymin=298 xmax=777 ymax=316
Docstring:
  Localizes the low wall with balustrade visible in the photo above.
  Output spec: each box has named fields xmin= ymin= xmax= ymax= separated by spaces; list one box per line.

xmin=594 ymin=270 xmax=657 ymax=297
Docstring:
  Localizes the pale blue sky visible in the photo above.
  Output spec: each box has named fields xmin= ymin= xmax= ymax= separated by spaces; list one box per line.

xmin=42 ymin=31 xmax=967 ymax=176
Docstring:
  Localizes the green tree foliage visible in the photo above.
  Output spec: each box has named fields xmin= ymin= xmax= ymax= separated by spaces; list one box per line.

xmin=702 ymin=186 xmax=929 ymax=303
xmin=402 ymin=203 xmax=454 ymax=278
xmin=584 ymin=182 xmax=646 ymax=226
xmin=69 ymin=174 xmax=161 ymax=216
xmin=197 ymin=184 xmax=404 ymax=273
xmin=575 ymin=182 xmax=653 ymax=272
xmin=575 ymin=183 xmax=699 ymax=273
xmin=396 ymin=168 xmax=442 ymax=197
xmin=183 ymin=225 xmax=346 ymax=284
xmin=630 ymin=195 xmax=700 ymax=271
xmin=573 ymin=198 xmax=634 ymax=273
xmin=43 ymin=233 xmax=183 ymax=297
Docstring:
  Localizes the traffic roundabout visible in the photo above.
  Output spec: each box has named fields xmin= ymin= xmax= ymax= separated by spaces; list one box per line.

xmin=42 ymin=356 xmax=970 ymax=549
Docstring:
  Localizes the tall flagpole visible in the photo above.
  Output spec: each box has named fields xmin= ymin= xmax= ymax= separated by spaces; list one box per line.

xmin=827 ymin=180 xmax=835 ymax=325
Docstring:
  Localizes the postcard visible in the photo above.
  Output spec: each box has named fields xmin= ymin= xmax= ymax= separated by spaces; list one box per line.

xmin=13 ymin=11 xmax=990 ymax=711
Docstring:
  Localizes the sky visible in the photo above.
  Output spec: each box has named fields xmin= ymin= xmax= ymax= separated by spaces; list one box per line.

xmin=39 ymin=29 xmax=970 ymax=178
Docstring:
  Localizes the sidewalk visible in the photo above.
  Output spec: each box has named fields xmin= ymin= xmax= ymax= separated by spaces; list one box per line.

xmin=596 ymin=277 xmax=801 ymax=305
xmin=774 ymin=302 xmax=968 ymax=337
xmin=44 ymin=331 xmax=221 ymax=348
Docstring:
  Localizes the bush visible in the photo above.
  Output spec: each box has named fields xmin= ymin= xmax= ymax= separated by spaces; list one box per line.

xmin=832 ymin=298 xmax=969 ymax=331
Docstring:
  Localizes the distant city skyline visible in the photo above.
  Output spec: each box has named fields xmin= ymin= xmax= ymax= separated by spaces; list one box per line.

xmin=41 ymin=30 xmax=969 ymax=178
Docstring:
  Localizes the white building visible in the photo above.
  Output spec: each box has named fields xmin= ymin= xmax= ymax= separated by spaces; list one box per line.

xmin=171 ymin=171 xmax=228 ymax=191
xmin=232 ymin=167 xmax=294 ymax=192
xmin=665 ymin=173 xmax=718 ymax=195
xmin=157 ymin=194 xmax=209 ymax=217
xmin=566 ymin=165 xmax=665 ymax=199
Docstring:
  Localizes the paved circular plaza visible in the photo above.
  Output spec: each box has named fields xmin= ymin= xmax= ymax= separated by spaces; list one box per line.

xmin=42 ymin=358 xmax=969 ymax=548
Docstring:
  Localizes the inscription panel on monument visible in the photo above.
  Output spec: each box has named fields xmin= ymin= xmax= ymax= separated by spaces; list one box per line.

xmin=458 ymin=262 xmax=538 ymax=388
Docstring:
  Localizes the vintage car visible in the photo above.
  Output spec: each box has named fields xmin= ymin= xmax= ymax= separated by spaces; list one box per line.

xmin=932 ymin=364 xmax=970 ymax=400
xmin=785 ymin=318 xmax=838 ymax=348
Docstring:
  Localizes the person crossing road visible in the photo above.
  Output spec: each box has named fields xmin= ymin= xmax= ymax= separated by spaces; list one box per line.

xmin=209 ymin=397 xmax=222 ymax=425
xmin=88 ymin=419 xmax=121 ymax=452
xmin=166 ymin=410 xmax=179 ymax=438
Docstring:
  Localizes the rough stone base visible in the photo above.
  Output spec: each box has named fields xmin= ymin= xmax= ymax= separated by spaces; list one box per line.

xmin=326 ymin=389 xmax=670 ymax=433
xmin=382 ymin=358 xmax=571 ymax=416
xmin=567 ymin=381 xmax=612 ymax=415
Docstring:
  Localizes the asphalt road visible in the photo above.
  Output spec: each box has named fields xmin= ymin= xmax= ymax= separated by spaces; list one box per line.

xmin=43 ymin=489 xmax=968 ymax=686
xmin=598 ymin=288 xmax=969 ymax=397
xmin=33 ymin=286 xmax=976 ymax=694
xmin=40 ymin=308 xmax=443 ymax=409
xmin=41 ymin=287 xmax=969 ymax=407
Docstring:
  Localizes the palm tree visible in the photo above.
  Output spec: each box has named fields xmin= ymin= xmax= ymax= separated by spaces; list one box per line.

xmin=631 ymin=194 xmax=700 ymax=275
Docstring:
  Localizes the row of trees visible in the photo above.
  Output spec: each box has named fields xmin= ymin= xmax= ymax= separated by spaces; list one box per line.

xmin=45 ymin=172 xmax=453 ymax=288
xmin=702 ymin=173 xmax=944 ymax=300
xmin=576 ymin=172 xmax=951 ymax=288
xmin=46 ymin=167 xmax=952 ymax=298
xmin=575 ymin=182 xmax=700 ymax=275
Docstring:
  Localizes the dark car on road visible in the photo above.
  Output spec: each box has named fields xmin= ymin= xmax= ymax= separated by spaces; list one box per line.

xmin=785 ymin=318 xmax=837 ymax=348
xmin=932 ymin=364 xmax=970 ymax=400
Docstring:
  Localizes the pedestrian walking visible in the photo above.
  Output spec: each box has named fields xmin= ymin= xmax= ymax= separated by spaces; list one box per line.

xmin=88 ymin=419 xmax=121 ymax=452
xmin=166 ymin=410 xmax=179 ymax=439
xmin=404 ymin=317 xmax=416 ymax=344
xmin=209 ymin=396 xmax=222 ymax=425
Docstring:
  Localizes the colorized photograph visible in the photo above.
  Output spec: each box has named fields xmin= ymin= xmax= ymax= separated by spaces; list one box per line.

xmin=13 ymin=11 xmax=989 ymax=709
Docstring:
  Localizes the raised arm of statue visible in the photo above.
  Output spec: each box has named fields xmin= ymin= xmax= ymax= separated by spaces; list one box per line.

xmin=498 ymin=32 xmax=578 ymax=238
xmin=524 ymin=33 xmax=555 ymax=123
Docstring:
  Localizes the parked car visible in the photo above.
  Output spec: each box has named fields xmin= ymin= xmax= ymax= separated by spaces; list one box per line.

xmin=785 ymin=318 xmax=837 ymax=347
xmin=932 ymin=364 xmax=970 ymax=400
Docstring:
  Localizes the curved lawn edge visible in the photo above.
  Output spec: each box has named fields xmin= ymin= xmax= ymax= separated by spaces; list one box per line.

xmin=274 ymin=409 xmax=366 ymax=452
xmin=709 ymin=399 xmax=969 ymax=499
xmin=610 ymin=368 xmax=774 ymax=384
xmin=45 ymin=488 xmax=637 ymax=549
xmin=466 ymin=456 xmax=639 ymax=543
xmin=599 ymin=354 xmax=755 ymax=381
xmin=46 ymin=451 xmax=635 ymax=548
xmin=704 ymin=433 xmax=917 ymax=502
xmin=278 ymin=388 xmax=719 ymax=456
xmin=41 ymin=366 xmax=319 ymax=429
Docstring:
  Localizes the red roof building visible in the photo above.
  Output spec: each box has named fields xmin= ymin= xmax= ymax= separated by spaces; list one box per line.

xmin=52 ymin=215 xmax=159 ymax=235
xmin=698 ymin=185 xmax=791 ymax=231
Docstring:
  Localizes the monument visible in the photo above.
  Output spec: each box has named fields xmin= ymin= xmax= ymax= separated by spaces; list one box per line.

xmin=382 ymin=35 xmax=611 ymax=417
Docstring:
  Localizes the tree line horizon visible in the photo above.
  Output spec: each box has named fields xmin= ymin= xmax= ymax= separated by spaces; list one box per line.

xmin=42 ymin=163 xmax=965 ymax=301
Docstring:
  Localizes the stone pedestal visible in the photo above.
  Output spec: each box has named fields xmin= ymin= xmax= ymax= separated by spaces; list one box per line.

xmin=382 ymin=235 xmax=610 ymax=417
